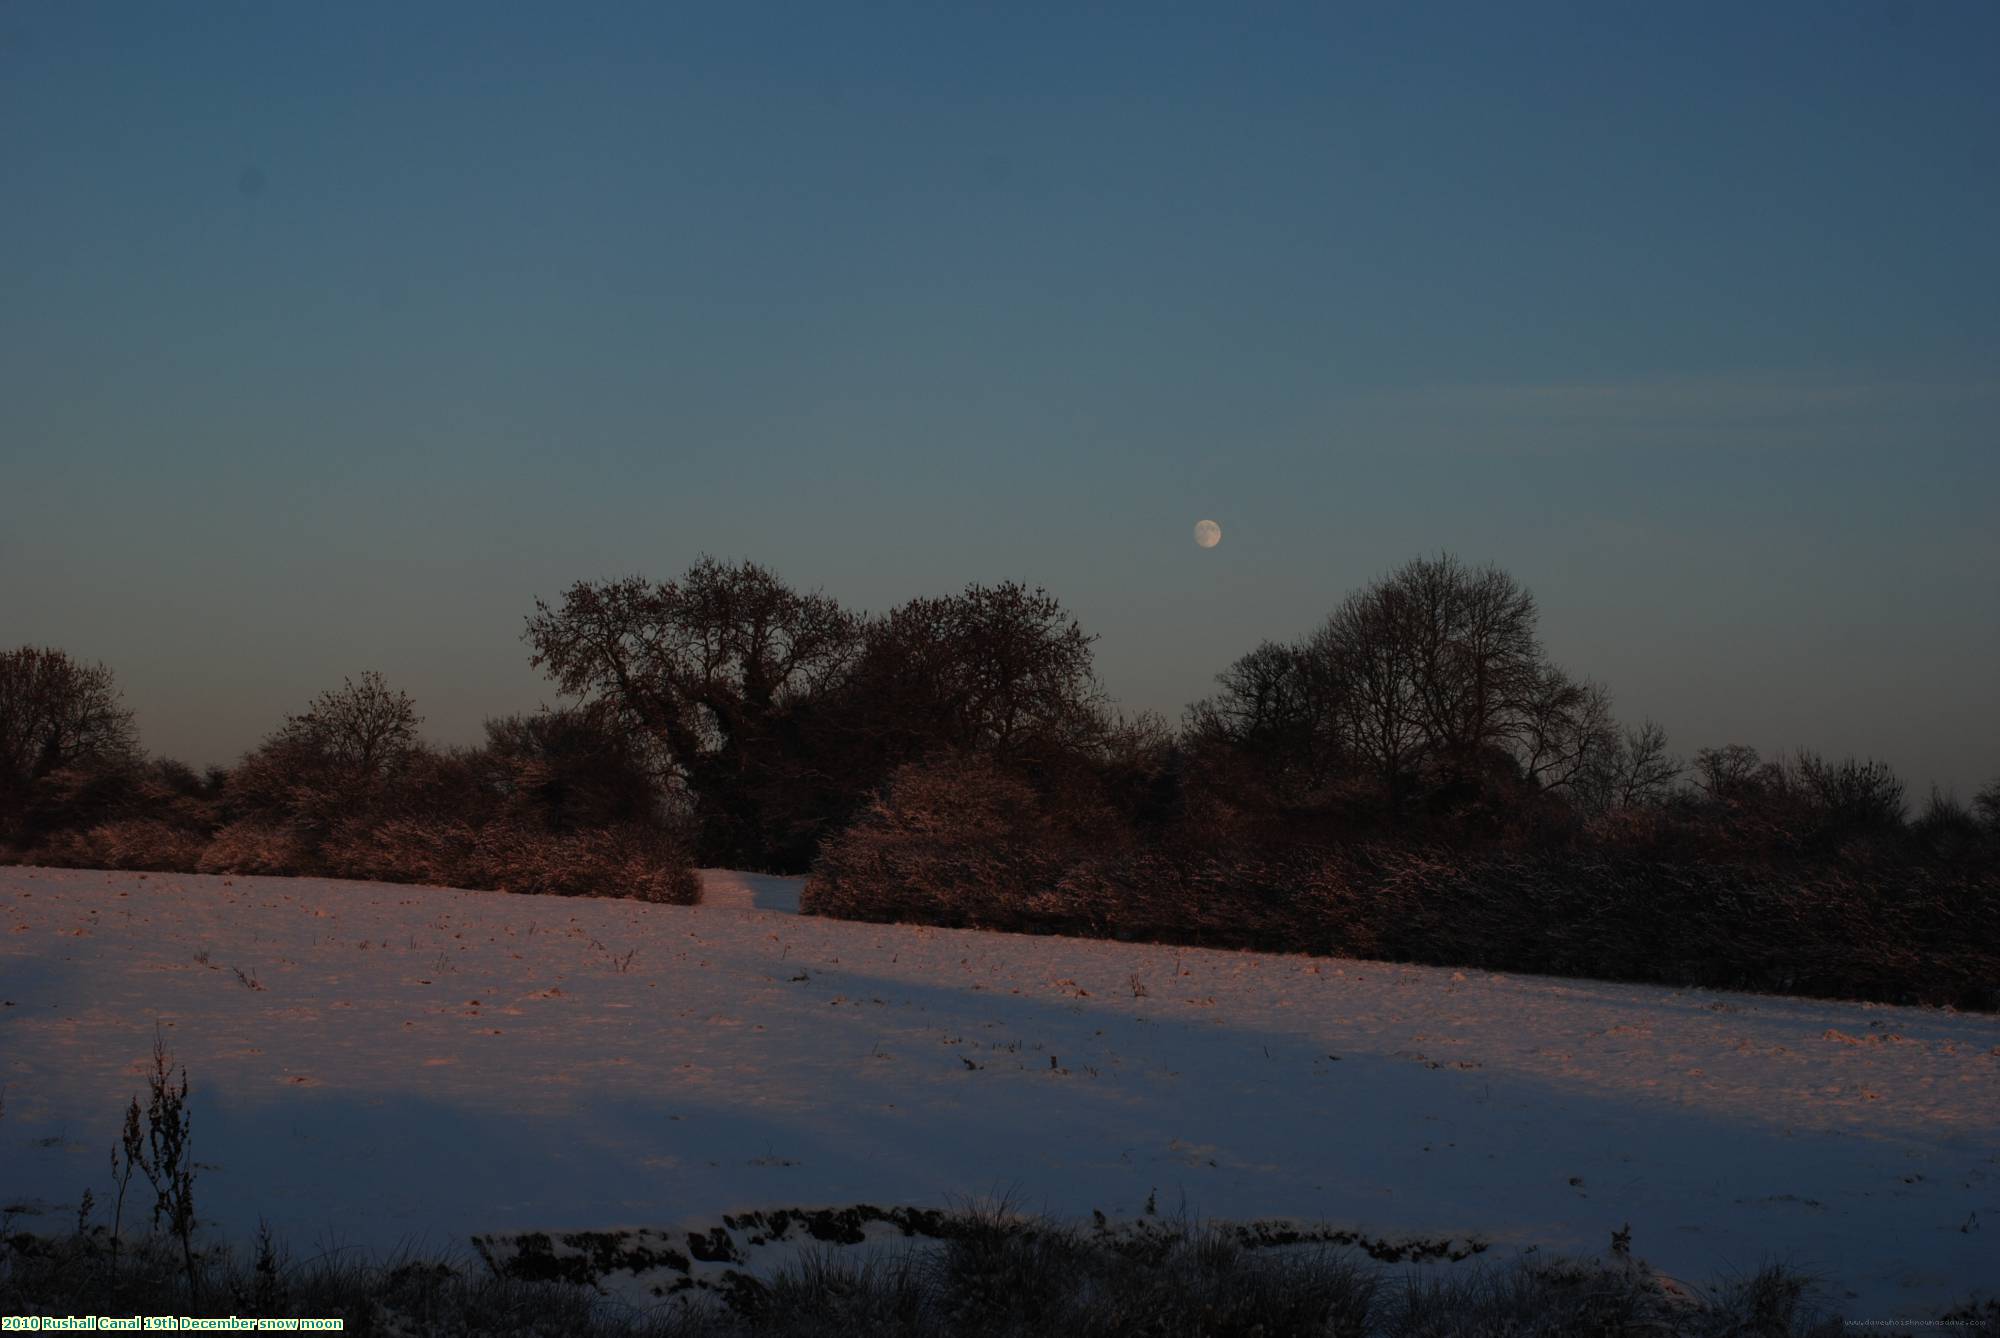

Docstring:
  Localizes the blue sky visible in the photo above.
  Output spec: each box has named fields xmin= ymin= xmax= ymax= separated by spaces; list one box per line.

xmin=2 ymin=1 xmax=1995 ymax=797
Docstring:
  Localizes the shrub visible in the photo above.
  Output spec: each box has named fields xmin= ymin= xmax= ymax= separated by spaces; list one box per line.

xmin=802 ymin=755 xmax=1092 ymax=926
xmin=470 ymin=822 xmax=701 ymax=904
xmin=189 ymin=803 xmax=700 ymax=906
xmin=195 ymin=820 xmax=317 ymax=877
xmin=321 ymin=815 xmax=485 ymax=888
xmin=31 ymin=819 xmax=207 ymax=872
xmin=303 ymin=815 xmax=699 ymax=904
xmin=5 ymin=756 xmax=222 ymax=871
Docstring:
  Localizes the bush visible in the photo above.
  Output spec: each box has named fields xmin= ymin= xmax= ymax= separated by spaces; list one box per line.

xmin=802 ymin=755 xmax=1101 ymax=926
xmin=5 ymin=756 xmax=223 ymax=872
xmin=809 ymin=814 xmax=2000 ymax=1010
xmin=31 ymin=819 xmax=208 ymax=872
xmin=321 ymin=815 xmax=485 ymax=888
xmin=195 ymin=820 xmax=317 ymax=877
xmin=201 ymin=815 xmax=702 ymax=905
xmin=466 ymin=822 xmax=701 ymax=904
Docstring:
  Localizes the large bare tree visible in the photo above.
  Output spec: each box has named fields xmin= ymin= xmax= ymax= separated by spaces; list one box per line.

xmin=849 ymin=581 xmax=1104 ymax=765
xmin=1383 ymin=554 xmax=1543 ymax=784
xmin=524 ymin=557 xmax=861 ymax=865
xmin=1311 ymin=584 xmax=1427 ymax=802
xmin=527 ymin=559 xmax=857 ymax=754
xmin=1305 ymin=554 xmax=1544 ymax=801
xmin=1190 ymin=554 xmax=1631 ymax=819
xmin=0 ymin=647 xmax=139 ymax=832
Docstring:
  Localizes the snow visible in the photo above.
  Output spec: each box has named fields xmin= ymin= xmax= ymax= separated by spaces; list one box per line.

xmin=2 ymin=864 xmax=1995 ymax=1318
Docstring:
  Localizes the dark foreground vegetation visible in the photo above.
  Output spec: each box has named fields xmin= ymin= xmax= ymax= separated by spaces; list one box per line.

xmin=13 ymin=1044 xmax=1989 ymax=1338
xmin=29 ymin=1047 xmax=1913 ymax=1338
xmin=4 ymin=552 xmax=1997 ymax=1005
xmin=17 ymin=1213 xmax=1968 ymax=1338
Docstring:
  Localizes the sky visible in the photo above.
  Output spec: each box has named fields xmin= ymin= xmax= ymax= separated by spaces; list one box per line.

xmin=2 ymin=1 xmax=1996 ymax=797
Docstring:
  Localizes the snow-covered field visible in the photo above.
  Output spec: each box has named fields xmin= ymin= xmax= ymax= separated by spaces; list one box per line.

xmin=2 ymin=864 xmax=1995 ymax=1319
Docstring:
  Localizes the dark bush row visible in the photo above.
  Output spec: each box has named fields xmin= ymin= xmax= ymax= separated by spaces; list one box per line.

xmin=10 ymin=793 xmax=700 ymax=906
xmin=805 ymin=758 xmax=2000 ymax=1011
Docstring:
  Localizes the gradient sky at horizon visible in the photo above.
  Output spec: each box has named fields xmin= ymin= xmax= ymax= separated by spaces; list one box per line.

xmin=3 ymin=1 xmax=1996 ymax=797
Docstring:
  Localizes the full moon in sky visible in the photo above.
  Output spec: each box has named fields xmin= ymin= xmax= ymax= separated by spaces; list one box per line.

xmin=1194 ymin=519 xmax=1222 ymax=549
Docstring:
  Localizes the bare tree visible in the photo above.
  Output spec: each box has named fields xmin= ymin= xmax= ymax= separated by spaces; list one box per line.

xmin=1612 ymin=721 xmax=1684 ymax=807
xmin=524 ymin=557 xmax=861 ymax=865
xmin=845 ymin=581 xmax=1106 ymax=765
xmin=1389 ymin=554 xmax=1543 ymax=783
xmin=1692 ymin=744 xmax=1775 ymax=803
xmin=481 ymin=705 xmax=669 ymax=832
xmin=1299 ymin=554 xmax=1544 ymax=804
xmin=1515 ymin=665 xmax=1618 ymax=794
xmin=229 ymin=671 xmax=422 ymax=829
xmin=1975 ymin=777 xmax=2000 ymax=832
xmin=0 ymin=647 xmax=139 ymax=832
xmin=1792 ymin=749 xmax=1907 ymax=833
xmin=1911 ymin=787 xmax=1985 ymax=857
xmin=1581 ymin=719 xmax=1685 ymax=813
xmin=1184 ymin=639 xmax=1348 ymax=807
xmin=1312 ymin=581 xmax=1427 ymax=803
xmin=526 ymin=559 xmax=857 ymax=759
xmin=276 ymin=671 xmax=421 ymax=784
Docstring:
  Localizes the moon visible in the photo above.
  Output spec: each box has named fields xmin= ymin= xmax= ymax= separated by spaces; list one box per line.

xmin=1194 ymin=519 xmax=1221 ymax=549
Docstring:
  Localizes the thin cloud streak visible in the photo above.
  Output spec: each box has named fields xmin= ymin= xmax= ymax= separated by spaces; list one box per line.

xmin=1424 ymin=373 xmax=1999 ymax=427
xmin=1306 ymin=371 xmax=2000 ymax=461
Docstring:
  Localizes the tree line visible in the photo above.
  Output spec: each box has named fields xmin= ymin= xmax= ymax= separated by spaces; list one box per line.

xmin=3 ymin=553 xmax=1996 ymax=885
xmin=0 ymin=654 xmax=695 ymax=899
